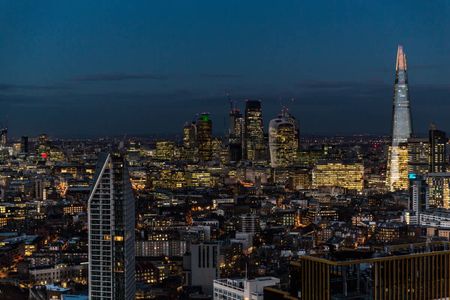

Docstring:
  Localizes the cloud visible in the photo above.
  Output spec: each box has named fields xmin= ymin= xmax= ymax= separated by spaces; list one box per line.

xmin=199 ymin=73 xmax=242 ymax=79
xmin=297 ymin=80 xmax=387 ymax=90
xmin=0 ymin=83 xmax=67 ymax=92
xmin=73 ymin=73 xmax=168 ymax=82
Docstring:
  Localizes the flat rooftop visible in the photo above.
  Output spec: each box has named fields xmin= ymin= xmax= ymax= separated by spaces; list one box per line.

xmin=299 ymin=242 xmax=450 ymax=265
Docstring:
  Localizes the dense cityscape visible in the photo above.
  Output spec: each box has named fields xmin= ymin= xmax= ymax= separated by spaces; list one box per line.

xmin=0 ymin=43 xmax=450 ymax=300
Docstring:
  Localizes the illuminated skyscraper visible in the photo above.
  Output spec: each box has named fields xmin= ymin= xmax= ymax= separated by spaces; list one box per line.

xmin=429 ymin=123 xmax=447 ymax=173
xmin=268 ymin=109 xmax=299 ymax=168
xmin=20 ymin=136 xmax=29 ymax=154
xmin=387 ymin=45 xmax=412 ymax=191
xmin=183 ymin=122 xmax=197 ymax=149
xmin=88 ymin=152 xmax=135 ymax=300
xmin=244 ymin=100 xmax=265 ymax=161
xmin=0 ymin=128 xmax=7 ymax=147
xmin=228 ymin=102 xmax=244 ymax=162
xmin=182 ymin=121 xmax=198 ymax=161
xmin=407 ymin=137 xmax=429 ymax=177
xmin=197 ymin=113 xmax=212 ymax=161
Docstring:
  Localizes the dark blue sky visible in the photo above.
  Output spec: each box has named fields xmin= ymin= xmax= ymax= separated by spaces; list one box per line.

xmin=1 ymin=1 xmax=450 ymax=138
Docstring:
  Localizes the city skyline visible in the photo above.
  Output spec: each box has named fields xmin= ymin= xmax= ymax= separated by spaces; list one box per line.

xmin=2 ymin=1 xmax=450 ymax=137
xmin=3 ymin=3 xmax=450 ymax=300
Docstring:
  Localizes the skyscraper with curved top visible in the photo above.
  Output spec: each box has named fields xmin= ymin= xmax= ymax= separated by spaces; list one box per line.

xmin=268 ymin=108 xmax=299 ymax=168
xmin=387 ymin=45 xmax=412 ymax=191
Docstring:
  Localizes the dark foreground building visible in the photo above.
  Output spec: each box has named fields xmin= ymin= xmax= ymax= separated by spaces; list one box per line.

xmin=265 ymin=242 xmax=450 ymax=300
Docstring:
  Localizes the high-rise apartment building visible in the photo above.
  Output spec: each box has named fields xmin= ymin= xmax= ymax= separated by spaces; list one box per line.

xmin=387 ymin=45 xmax=412 ymax=191
xmin=268 ymin=109 xmax=299 ymax=168
xmin=429 ymin=123 xmax=447 ymax=173
xmin=88 ymin=152 xmax=136 ymax=300
xmin=197 ymin=113 xmax=213 ymax=162
xmin=244 ymin=100 xmax=265 ymax=161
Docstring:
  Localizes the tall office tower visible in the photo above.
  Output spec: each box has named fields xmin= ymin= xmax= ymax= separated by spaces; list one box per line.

xmin=20 ymin=136 xmax=29 ymax=154
xmin=228 ymin=104 xmax=244 ymax=162
xmin=407 ymin=137 xmax=429 ymax=176
xmin=268 ymin=109 xmax=299 ymax=168
xmin=183 ymin=121 xmax=197 ymax=149
xmin=244 ymin=100 xmax=265 ymax=161
xmin=183 ymin=121 xmax=198 ymax=161
xmin=0 ymin=128 xmax=7 ymax=146
xmin=88 ymin=152 xmax=135 ymax=300
xmin=387 ymin=45 xmax=412 ymax=191
xmin=429 ymin=123 xmax=447 ymax=173
xmin=196 ymin=113 xmax=212 ymax=161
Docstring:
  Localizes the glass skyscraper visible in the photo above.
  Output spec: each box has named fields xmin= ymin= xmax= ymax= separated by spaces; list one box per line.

xmin=197 ymin=113 xmax=213 ymax=162
xmin=244 ymin=100 xmax=265 ymax=161
xmin=387 ymin=45 xmax=412 ymax=191
xmin=229 ymin=105 xmax=244 ymax=162
xmin=88 ymin=152 xmax=136 ymax=300
xmin=268 ymin=109 xmax=299 ymax=168
xmin=429 ymin=123 xmax=447 ymax=173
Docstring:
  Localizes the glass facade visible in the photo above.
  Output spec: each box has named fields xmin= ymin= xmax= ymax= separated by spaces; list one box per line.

xmin=429 ymin=124 xmax=447 ymax=173
xmin=268 ymin=109 xmax=299 ymax=168
xmin=388 ymin=45 xmax=412 ymax=191
xmin=88 ymin=152 xmax=136 ymax=300
xmin=244 ymin=100 xmax=265 ymax=161
xmin=197 ymin=113 xmax=213 ymax=162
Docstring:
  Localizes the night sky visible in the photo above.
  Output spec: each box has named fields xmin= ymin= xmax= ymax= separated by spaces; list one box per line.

xmin=1 ymin=1 xmax=450 ymax=138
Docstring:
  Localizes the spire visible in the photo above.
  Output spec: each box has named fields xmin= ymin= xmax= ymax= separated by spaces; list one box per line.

xmin=429 ymin=122 xmax=437 ymax=131
xmin=396 ymin=45 xmax=407 ymax=71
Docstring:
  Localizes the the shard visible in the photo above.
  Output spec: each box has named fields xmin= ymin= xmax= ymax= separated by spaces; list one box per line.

xmin=387 ymin=45 xmax=412 ymax=191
